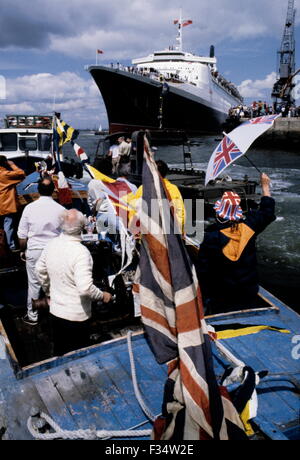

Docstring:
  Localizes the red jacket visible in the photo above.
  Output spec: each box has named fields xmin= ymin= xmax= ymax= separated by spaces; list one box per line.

xmin=0 ymin=164 xmax=25 ymax=215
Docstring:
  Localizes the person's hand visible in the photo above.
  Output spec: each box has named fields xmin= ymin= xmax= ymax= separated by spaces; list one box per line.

xmin=260 ymin=173 xmax=271 ymax=187
xmin=7 ymin=160 xmax=15 ymax=167
xmin=261 ymin=173 xmax=271 ymax=197
xmin=102 ymin=291 xmax=112 ymax=303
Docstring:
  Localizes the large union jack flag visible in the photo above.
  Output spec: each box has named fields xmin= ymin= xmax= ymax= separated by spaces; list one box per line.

xmin=213 ymin=136 xmax=243 ymax=178
xmin=242 ymin=115 xmax=279 ymax=126
xmin=139 ymin=140 xmax=247 ymax=440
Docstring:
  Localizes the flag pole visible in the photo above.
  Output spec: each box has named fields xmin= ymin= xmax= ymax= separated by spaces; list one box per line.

xmin=96 ymin=49 xmax=98 ymax=66
xmin=53 ymin=114 xmax=62 ymax=172
xmin=244 ymin=154 xmax=262 ymax=174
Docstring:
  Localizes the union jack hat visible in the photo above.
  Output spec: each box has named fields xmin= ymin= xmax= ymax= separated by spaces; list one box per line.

xmin=214 ymin=191 xmax=243 ymax=221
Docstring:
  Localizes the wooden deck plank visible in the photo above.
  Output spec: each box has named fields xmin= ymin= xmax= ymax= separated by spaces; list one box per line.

xmin=34 ymin=375 xmax=79 ymax=431
xmin=116 ymin=341 xmax=166 ymax=416
xmin=47 ymin=368 xmax=108 ymax=431
xmin=64 ymin=362 xmax=116 ymax=429
xmin=94 ymin=352 xmax=152 ymax=426
xmin=82 ymin=359 xmax=137 ymax=430
xmin=3 ymin=380 xmax=49 ymax=440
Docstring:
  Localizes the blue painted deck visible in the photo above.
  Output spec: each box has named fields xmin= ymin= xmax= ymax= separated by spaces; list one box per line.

xmin=0 ymin=287 xmax=299 ymax=440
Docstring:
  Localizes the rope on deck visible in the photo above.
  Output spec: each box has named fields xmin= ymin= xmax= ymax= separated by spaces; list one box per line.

xmin=27 ymin=331 xmax=156 ymax=440
xmin=27 ymin=411 xmax=151 ymax=440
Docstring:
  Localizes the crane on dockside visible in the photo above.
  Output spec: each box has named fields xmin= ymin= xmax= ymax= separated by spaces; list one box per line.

xmin=272 ymin=0 xmax=298 ymax=109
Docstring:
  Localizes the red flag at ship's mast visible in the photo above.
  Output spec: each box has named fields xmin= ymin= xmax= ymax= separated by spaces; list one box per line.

xmin=173 ymin=11 xmax=192 ymax=51
xmin=95 ymin=49 xmax=104 ymax=65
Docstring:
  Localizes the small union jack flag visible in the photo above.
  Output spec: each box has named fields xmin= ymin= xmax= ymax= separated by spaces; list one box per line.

xmin=213 ymin=136 xmax=243 ymax=178
xmin=243 ymin=115 xmax=279 ymax=126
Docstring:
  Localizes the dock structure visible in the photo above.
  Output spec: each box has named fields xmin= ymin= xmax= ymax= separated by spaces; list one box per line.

xmin=241 ymin=117 xmax=300 ymax=148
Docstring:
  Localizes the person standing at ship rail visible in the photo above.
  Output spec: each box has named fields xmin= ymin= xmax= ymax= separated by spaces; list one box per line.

xmin=17 ymin=178 xmax=65 ymax=326
xmin=35 ymin=209 xmax=112 ymax=356
xmin=196 ymin=173 xmax=276 ymax=314
xmin=0 ymin=156 xmax=25 ymax=250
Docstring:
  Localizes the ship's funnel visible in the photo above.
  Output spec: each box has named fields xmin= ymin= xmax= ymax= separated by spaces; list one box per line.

xmin=210 ymin=45 xmax=215 ymax=58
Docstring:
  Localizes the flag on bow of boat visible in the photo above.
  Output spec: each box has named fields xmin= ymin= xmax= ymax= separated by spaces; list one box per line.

xmin=97 ymin=49 xmax=104 ymax=54
xmin=205 ymin=114 xmax=281 ymax=185
xmin=139 ymin=140 xmax=247 ymax=440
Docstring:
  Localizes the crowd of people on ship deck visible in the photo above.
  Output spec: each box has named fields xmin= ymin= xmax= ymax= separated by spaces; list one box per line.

xmin=211 ymin=70 xmax=242 ymax=100
xmin=0 ymin=142 xmax=276 ymax=357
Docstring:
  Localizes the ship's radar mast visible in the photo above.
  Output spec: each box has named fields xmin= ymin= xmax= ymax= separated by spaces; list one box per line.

xmin=173 ymin=10 xmax=193 ymax=52
xmin=272 ymin=0 xmax=296 ymax=105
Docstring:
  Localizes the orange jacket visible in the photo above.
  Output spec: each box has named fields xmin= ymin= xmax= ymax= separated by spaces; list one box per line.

xmin=0 ymin=164 xmax=25 ymax=215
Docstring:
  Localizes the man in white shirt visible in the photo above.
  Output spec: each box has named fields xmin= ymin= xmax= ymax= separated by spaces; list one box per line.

xmin=109 ymin=144 xmax=120 ymax=174
xmin=118 ymin=137 xmax=131 ymax=158
xmin=18 ymin=178 xmax=65 ymax=325
xmin=35 ymin=209 xmax=112 ymax=356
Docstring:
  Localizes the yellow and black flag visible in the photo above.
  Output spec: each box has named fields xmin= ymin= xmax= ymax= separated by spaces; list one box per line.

xmin=53 ymin=115 xmax=79 ymax=149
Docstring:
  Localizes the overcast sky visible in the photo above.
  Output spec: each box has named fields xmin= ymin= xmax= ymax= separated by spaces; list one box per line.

xmin=0 ymin=0 xmax=299 ymax=128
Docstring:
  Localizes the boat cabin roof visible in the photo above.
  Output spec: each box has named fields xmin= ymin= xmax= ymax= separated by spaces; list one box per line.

xmin=0 ymin=128 xmax=52 ymax=134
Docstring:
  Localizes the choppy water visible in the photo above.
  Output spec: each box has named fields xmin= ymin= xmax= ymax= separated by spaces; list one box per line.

xmin=64 ymin=133 xmax=300 ymax=312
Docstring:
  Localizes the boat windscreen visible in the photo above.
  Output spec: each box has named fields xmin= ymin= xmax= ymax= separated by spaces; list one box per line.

xmin=19 ymin=138 xmax=37 ymax=151
xmin=0 ymin=133 xmax=18 ymax=152
xmin=38 ymin=133 xmax=52 ymax=152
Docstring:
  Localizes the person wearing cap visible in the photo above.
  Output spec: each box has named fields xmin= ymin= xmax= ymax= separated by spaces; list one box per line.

xmin=196 ymin=173 xmax=276 ymax=314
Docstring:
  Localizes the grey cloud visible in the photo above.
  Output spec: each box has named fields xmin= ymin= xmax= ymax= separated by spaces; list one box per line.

xmin=0 ymin=0 xmax=299 ymax=54
xmin=0 ymin=0 xmax=114 ymax=49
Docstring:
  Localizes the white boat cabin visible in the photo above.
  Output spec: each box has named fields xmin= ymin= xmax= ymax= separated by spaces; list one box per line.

xmin=0 ymin=115 xmax=53 ymax=162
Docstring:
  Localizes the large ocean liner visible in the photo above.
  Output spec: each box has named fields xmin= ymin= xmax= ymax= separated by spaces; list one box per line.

xmin=87 ymin=16 xmax=243 ymax=134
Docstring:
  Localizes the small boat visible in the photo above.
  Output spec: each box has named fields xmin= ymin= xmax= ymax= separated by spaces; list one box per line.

xmin=0 ymin=284 xmax=299 ymax=440
xmin=0 ymin=115 xmax=53 ymax=174
xmin=94 ymin=123 xmax=109 ymax=136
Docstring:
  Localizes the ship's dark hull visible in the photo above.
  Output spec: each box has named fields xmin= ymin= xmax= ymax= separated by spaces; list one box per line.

xmin=89 ymin=66 xmax=231 ymax=135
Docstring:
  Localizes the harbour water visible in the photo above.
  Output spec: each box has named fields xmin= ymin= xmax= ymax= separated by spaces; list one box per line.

xmin=64 ymin=132 xmax=300 ymax=313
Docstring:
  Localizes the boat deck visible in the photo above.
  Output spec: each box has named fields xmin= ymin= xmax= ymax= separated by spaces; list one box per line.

xmin=0 ymin=288 xmax=299 ymax=440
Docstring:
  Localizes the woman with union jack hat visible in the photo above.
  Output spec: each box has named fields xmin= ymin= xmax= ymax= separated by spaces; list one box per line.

xmin=196 ymin=173 xmax=276 ymax=314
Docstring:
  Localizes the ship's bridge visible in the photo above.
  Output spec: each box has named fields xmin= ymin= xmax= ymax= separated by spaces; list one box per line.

xmin=132 ymin=49 xmax=217 ymax=66
xmin=132 ymin=49 xmax=216 ymax=87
